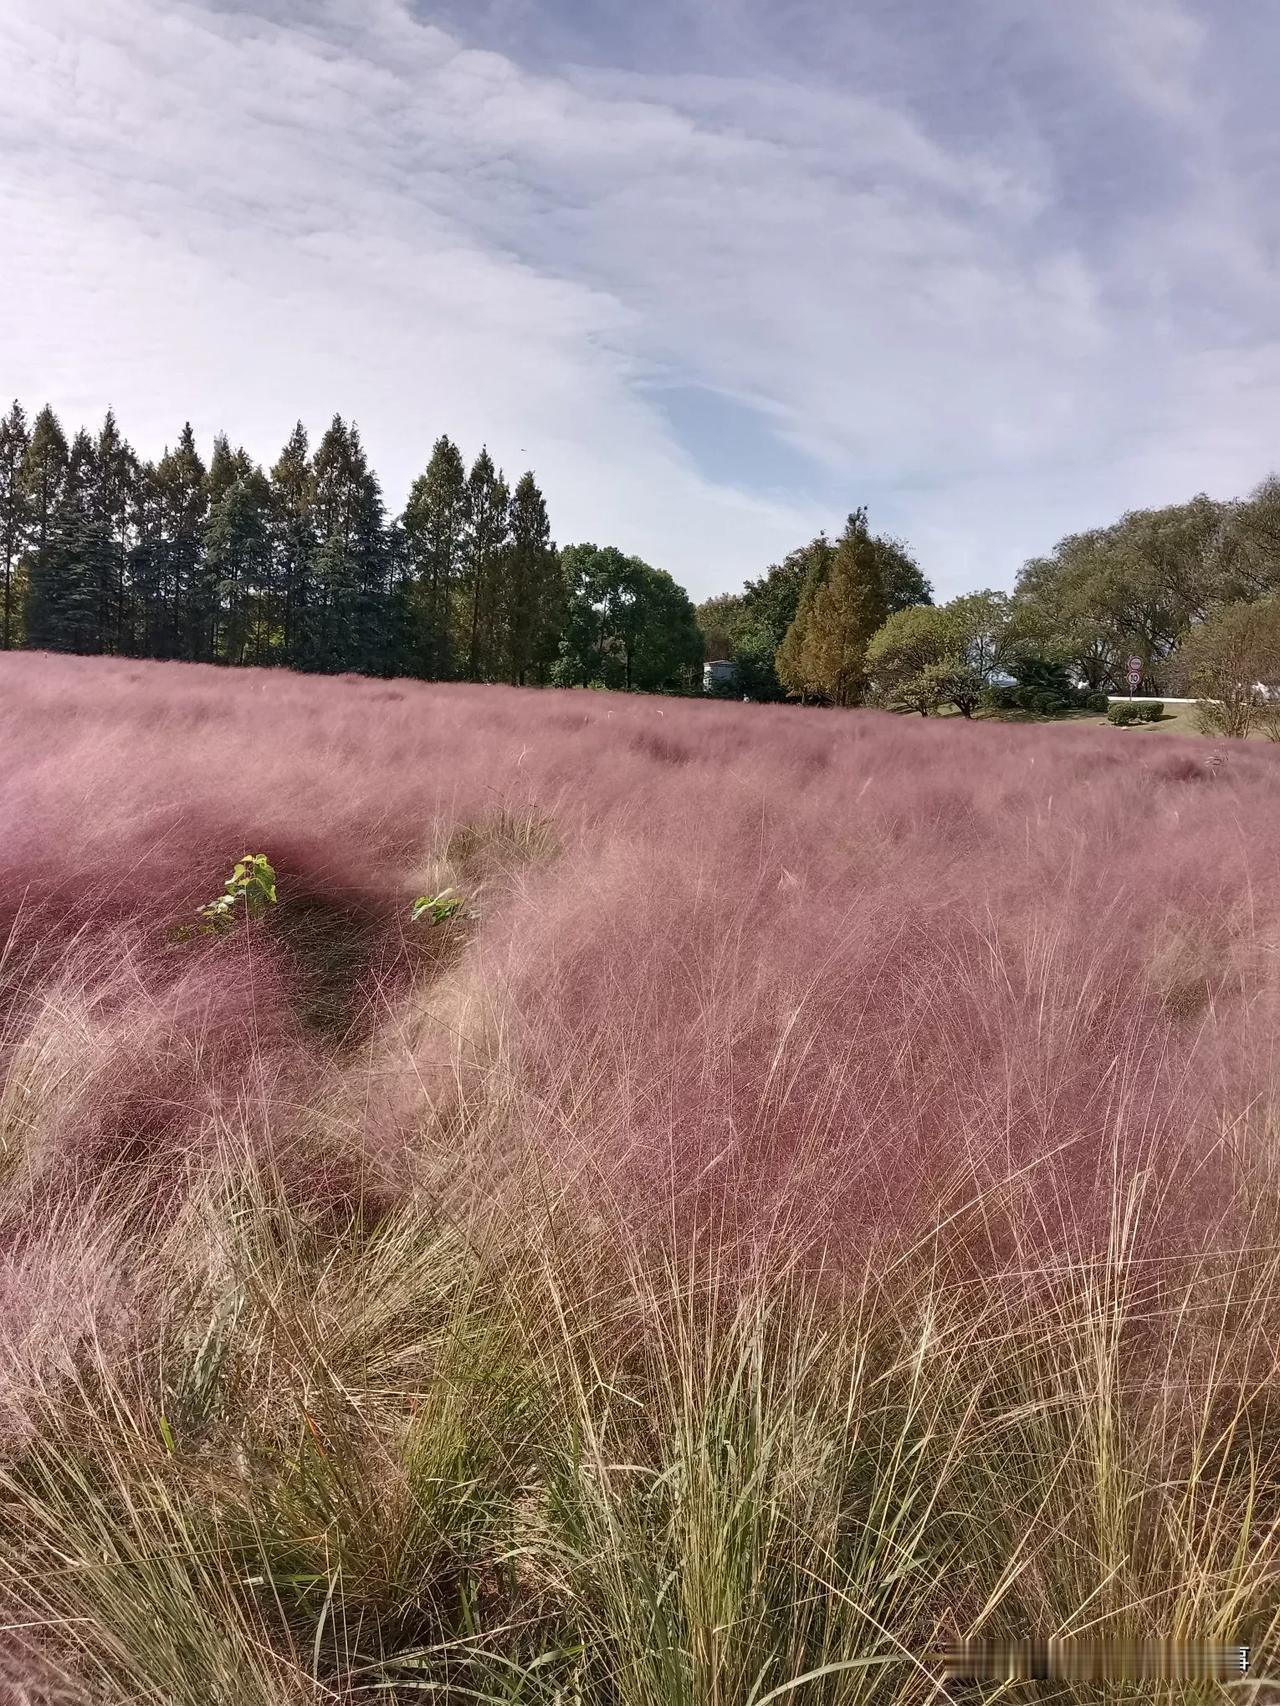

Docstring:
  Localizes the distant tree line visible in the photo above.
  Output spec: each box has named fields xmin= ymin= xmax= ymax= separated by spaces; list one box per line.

xmin=699 ymin=476 xmax=1280 ymax=726
xmin=0 ymin=401 xmax=702 ymax=692
xmin=10 ymin=395 xmax=1278 ymax=724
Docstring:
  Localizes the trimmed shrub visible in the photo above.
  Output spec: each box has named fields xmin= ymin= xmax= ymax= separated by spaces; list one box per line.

xmin=1084 ymin=691 xmax=1110 ymax=713
xmin=981 ymin=685 xmax=1020 ymax=713
xmin=1107 ymin=700 xmax=1164 ymax=726
xmin=1032 ymin=691 xmax=1068 ymax=717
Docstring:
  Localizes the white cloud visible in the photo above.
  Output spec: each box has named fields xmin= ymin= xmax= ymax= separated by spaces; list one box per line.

xmin=1 ymin=0 xmax=1278 ymax=600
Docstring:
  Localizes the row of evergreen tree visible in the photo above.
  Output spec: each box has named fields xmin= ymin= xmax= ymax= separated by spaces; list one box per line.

xmin=0 ymin=402 xmax=566 ymax=684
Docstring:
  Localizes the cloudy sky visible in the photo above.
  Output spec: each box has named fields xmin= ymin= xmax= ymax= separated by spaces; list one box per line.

xmin=3 ymin=0 xmax=1279 ymax=600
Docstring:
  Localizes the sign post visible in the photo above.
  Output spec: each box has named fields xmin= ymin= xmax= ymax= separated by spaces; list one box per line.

xmin=1127 ymin=656 xmax=1142 ymax=697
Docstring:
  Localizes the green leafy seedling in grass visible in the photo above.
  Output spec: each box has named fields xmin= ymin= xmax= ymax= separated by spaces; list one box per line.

xmin=410 ymin=888 xmax=463 ymax=925
xmin=186 ymin=853 xmax=277 ymax=938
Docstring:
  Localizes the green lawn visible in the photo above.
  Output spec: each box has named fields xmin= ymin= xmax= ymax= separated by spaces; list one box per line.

xmin=1059 ymin=703 xmax=1204 ymax=736
xmin=944 ymin=702 xmax=1278 ymax=741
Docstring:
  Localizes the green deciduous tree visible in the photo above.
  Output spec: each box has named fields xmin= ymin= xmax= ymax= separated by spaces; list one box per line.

xmin=1012 ymin=498 xmax=1228 ymax=691
xmin=877 ymin=535 xmax=934 ymax=614
xmin=1209 ymin=476 xmax=1280 ymax=605
xmin=626 ymin=563 xmax=704 ymax=693
xmin=1171 ymin=599 xmax=1280 ymax=739
xmin=694 ymin=592 xmax=743 ymax=670
xmin=869 ymin=590 xmax=1019 ymax=717
xmin=866 ymin=603 xmax=954 ymax=714
xmin=555 ymin=544 xmax=702 ymax=692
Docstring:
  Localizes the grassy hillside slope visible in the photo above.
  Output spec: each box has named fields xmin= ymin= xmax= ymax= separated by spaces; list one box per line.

xmin=1 ymin=652 xmax=1278 ymax=1702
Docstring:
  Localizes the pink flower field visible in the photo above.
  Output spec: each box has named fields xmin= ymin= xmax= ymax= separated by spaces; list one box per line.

xmin=4 ymin=649 xmax=1279 ymax=1252
xmin=1 ymin=650 xmax=1278 ymax=1704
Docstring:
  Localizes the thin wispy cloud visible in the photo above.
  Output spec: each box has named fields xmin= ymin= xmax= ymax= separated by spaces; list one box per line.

xmin=2 ymin=0 xmax=1277 ymax=597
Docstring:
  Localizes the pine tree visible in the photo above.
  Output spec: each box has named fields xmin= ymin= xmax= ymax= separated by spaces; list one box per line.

xmin=461 ymin=449 xmax=509 ymax=681
xmin=775 ymin=513 xmax=929 ymax=705
xmin=205 ymin=458 xmax=271 ymax=665
xmin=306 ymin=418 xmax=396 ymax=674
xmin=402 ymin=435 xmax=466 ymax=679
xmin=205 ymin=434 xmax=239 ymax=510
xmin=309 ymin=417 xmax=357 ymax=672
xmin=6 ymin=403 xmax=580 ymax=688
xmin=150 ymin=426 xmax=208 ymax=661
xmin=806 ymin=510 xmax=888 ymax=706
xmin=19 ymin=407 xmax=68 ymax=564
xmin=376 ymin=519 xmax=414 ymax=680
xmin=346 ymin=427 xmax=400 ymax=676
xmin=268 ymin=423 xmax=315 ymax=668
xmin=128 ymin=461 xmax=165 ymax=658
xmin=775 ymin=532 xmax=834 ymax=700
xmin=89 ymin=409 xmax=138 ymax=653
xmin=25 ymin=431 xmax=106 ymax=653
xmin=501 ymin=471 xmax=561 ymax=685
xmin=0 ymin=400 xmax=30 ymax=649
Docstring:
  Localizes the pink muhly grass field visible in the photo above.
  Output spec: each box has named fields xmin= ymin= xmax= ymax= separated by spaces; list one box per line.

xmin=2 ymin=648 xmax=1280 ymax=1259
xmin=5 ymin=651 xmax=1280 ymax=1700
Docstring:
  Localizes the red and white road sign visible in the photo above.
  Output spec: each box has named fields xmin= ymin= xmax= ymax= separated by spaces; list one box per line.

xmin=1127 ymin=657 xmax=1142 ymax=690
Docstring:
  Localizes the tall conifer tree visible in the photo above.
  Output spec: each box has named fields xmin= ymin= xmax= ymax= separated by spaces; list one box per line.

xmin=2 ymin=401 xmax=592 ymax=689
xmin=151 ymin=425 xmax=208 ymax=661
xmin=26 ymin=431 xmax=104 ymax=653
xmin=0 ymin=400 xmax=30 ymax=650
xmin=307 ymin=418 xmax=396 ymax=673
xmin=128 ymin=460 xmax=164 ymax=657
xmin=775 ymin=532 xmax=834 ymax=700
xmin=502 ymin=471 xmax=561 ymax=685
xmin=19 ymin=407 xmax=68 ymax=566
xmin=90 ymin=409 xmax=138 ymax=653
xmin=402 ymin=435 xmax=466 ymax=680
xmin=205 ymin=434 xmax=239 ymax=509
xmin=205 ymin=455 xmax=271 ymax=665
xmin=461 ymin=449 xmax=509 ymax=681
xmin=268 ymin=423 xmax=315 ymax=668
xmin=806 ymin=510 xmax=888 ymax=707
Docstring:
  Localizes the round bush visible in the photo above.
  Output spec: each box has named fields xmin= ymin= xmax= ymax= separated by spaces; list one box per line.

xmin=981 ymin=685 xmax=1020 ymax=713
xmin=1107 ymin=700 xmax=1163 ymax=726
xmin=1085 ymin=691 xmax=1109 ymax=713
